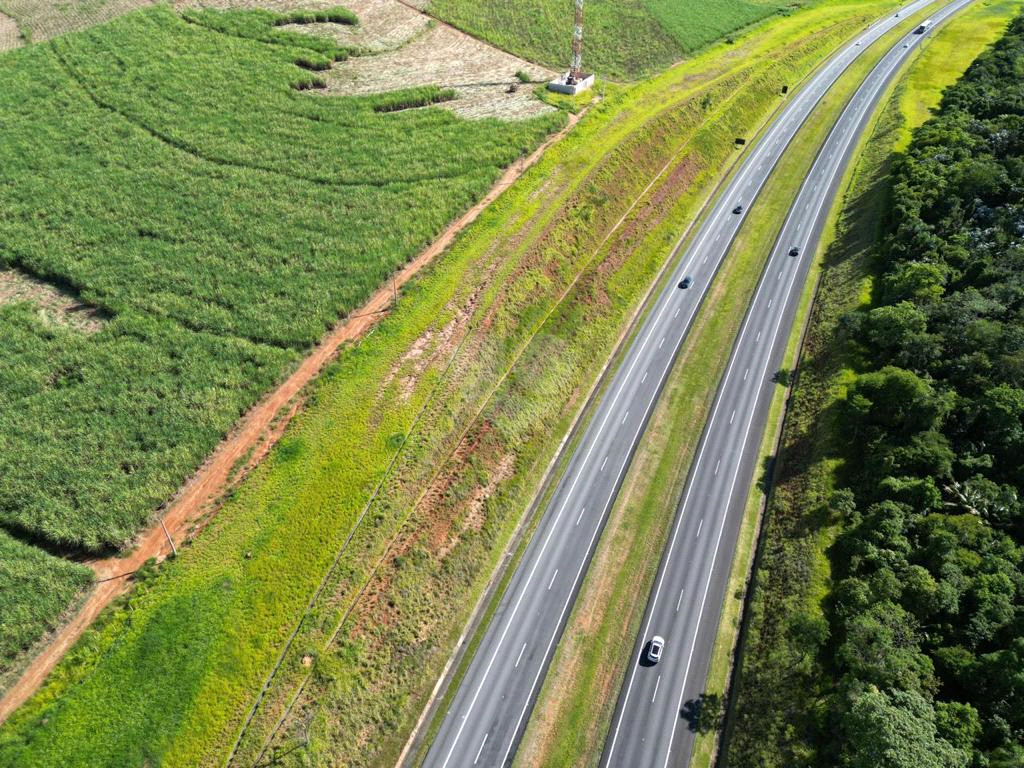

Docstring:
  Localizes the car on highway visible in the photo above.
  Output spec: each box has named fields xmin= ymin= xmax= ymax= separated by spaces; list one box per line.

xmin=788 ymin=246 xmax=800 ymax=257
xmin=678 ymin=276 xmax=693 ymax=289
xmin=647 ymin=635 xmax=665 ymax=663
xmin=732 ymin=204 xmax=743 ymax=214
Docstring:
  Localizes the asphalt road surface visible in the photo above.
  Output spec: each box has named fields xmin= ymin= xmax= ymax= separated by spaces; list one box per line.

xmin=421 ymin=2 xmax=959 ymax=766
xmin=603 ymin=2 xmax=972 ymax=767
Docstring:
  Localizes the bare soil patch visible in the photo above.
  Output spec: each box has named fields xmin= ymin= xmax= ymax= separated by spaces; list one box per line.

xmin=319 ymin=2 xmax=555 ymax=120
xmin=0 ymin=268 xmax=104 ymax=333
xmin=0 ymin=11 xmax=21 ymax=50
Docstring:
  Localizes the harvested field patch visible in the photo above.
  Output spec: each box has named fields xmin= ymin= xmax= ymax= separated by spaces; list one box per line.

xmin=0 ymin=0 xmax=153 ymax=42
xmin=0 ymin=268 xmax=104 ymax=333
xmin=320 ymin=6 xmax=555 ymax=120
xmin=0 ymin=11 xmax=20 ymax=49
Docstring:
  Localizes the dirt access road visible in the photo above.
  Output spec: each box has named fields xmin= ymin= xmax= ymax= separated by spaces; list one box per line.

xmin=0 ymin=109 xmax=582 ymax=727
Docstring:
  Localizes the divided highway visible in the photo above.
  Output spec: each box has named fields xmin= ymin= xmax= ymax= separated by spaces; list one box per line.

xmin=420 ymin=2 xmax=956 ymax=765
xmin=604 ymin=1 xmax=972 ymax=766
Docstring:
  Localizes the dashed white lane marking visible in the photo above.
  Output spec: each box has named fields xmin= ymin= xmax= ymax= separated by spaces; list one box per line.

xmin=756 ymin=330 xmax=762 ymax=342
xmin=715 ymin=233 xmax=721 ymax=242
xmin=622 ymin=411 xmax=629 ymax=425
xmin=642 ymin=370 xmax=648 ymax=384
xmin=730 ymin=410 xmax=736 ymax=424
xmin=703 ymin=255 xmax=709 ymax=264
xmin=696 ymin=519 xmax=703 ymax=538
xmin=659 ymin=337 xmax=666 ymax=349
xmin=768 ymin=298 xmax=773 ymax=309
xmin=474 ymin=734 xmax=488 ymax=765
xmin=714 ymin=459 xmax=721 ymax=475
xmin=601 ymin=456 xmax=608 ymax=472
xmin=676 ymin=587 xmax=685 ymax=612
xmin=743 ymin=368 xmax=749 ymax=381
xmin=576 ymin=507 xmax=586 ymax=526
xmin=515 ymin=643 xmax=527 ymax=669
xmin=674 ymin=307 xmax=680 ymax=318
xmin=777 ymin=271 xmax=783 ymax=281
xmin=548 ymin=570 xmax=558 ymax=591
xmin=652 ymin=675 xmax=661 ymax=703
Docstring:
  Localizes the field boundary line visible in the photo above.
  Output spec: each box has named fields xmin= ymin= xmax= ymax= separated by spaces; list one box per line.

xmin=0 ymin=109 xmax=579 ymax=728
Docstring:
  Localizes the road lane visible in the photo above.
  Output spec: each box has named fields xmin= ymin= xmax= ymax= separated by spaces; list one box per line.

xmin=420 ymin=2 xmax=947 ymax=765
xmin=603 ymin=3 xmax=971 ymax=766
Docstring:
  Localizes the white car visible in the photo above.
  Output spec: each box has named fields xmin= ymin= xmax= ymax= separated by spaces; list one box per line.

xmin=647 ymin=635 xmax=665 ymax=664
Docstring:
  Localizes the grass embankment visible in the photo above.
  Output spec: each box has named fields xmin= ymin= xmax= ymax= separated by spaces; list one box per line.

xmin=0 ymin=4 xmax=904 ymax=768
xmin=429 ymin=0 xmax=786 ymax=80
xmin=721 ymin=2 xmax=1023 ymax=767
xmin=513 ymin=4 xmax=950 ymax=765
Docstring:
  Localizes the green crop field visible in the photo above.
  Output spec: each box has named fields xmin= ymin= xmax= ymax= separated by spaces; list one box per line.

xmin=428 ymin=0 xmax=785 ymax=79
xmin=0 ymin=530 xmax=91 ymax=686
xmin=0 ymin=3 xmax=561 ymax=682
xmin=0 ymin=5 xmax=561 ymax=553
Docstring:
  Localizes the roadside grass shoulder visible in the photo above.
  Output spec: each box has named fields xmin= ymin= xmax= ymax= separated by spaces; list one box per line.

xmin=721 ymin=3 xmax=1023 ymax=766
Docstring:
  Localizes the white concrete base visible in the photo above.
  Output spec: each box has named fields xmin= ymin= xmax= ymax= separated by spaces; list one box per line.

xmin=547 ymin=72 xmax=595 ymax=95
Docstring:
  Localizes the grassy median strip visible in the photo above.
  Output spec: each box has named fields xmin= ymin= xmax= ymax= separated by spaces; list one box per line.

xmin=512 ymin=4 xmax=966 ymax=766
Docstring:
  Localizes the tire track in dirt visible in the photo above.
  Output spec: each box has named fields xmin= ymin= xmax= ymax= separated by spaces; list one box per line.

xmin=0 ymin=109 xmax=581 ymax=727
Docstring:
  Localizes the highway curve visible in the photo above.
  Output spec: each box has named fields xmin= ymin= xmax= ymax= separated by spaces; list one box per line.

xmin=420 ymin=2 xmax=956 ymax=765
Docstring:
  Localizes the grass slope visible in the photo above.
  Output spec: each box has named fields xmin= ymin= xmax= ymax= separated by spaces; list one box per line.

xmin=0 ymin=5 xmax=561 ymax=551
xmin=427 ymin=0 xmax=784 ymax=80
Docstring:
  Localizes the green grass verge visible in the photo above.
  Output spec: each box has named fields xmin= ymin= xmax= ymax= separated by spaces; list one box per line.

xmin=0 ymin=3 xmax=916 ymax=768
xmin=514 ymin=3 xmax=960 ymax=765
xmin=720 ymin=2 xmax=1024 ymax=767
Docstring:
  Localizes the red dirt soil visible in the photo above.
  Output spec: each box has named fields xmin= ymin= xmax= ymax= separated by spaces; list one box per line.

xmin=0 ymin=109 xmax=581 ymax=726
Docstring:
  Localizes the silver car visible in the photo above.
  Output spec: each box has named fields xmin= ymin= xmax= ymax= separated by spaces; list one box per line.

xmin=647 ymin=635 xmax=665 ymax=664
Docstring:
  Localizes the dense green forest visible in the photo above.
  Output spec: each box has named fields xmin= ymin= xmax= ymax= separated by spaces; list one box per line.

xmin=728 ymin=11 xmax=1024 ymax=768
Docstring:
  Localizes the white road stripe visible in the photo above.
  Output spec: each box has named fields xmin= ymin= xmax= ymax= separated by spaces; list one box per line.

xmin=601 ymin=456 xmax=608 ymax=472
xmin=474 ymin=734 xmax=488 ymax=765
xmin=548 ymin=570 xmax=558 ymax=591
xmin=696 ymin=519 xmax=703 ymax=538
xmin=676 ymin=588 xmax=685 ymax=612
xmin=515 ymin=643 xmax=527 ymax=669
xmin=576 ymin=507 xmax=586 ymax=526
xmin=652 ymin=676 xmax=661 ymax=703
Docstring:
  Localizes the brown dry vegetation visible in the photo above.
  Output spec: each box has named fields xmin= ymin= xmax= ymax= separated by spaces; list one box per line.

xmin=0 ymin=10 xmax=20 ymax=49
xmin=0 ymin=268 xmax=104 ymax=333
xmin=0 ymin=0 xmax=152 ymax=41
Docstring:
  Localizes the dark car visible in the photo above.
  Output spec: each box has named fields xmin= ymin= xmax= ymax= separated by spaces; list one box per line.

xmin=788 ymin=246 xmax=800 ymax=257
xmin=732 ymin=204 xmax=743 ymax=215
xmin=678 ymin=276 xmax=693 ymax=289
xmin=647 ymin=635 xmax=665 ymax=664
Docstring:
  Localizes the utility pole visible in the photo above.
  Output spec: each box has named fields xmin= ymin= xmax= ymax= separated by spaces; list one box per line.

xmin=568 ymin=0 xmax=584 ymax=84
